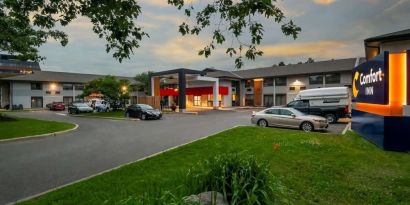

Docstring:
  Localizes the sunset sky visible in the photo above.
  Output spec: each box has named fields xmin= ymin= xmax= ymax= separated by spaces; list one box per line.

xmin=38 ymin=0 xmax=410 ymax=76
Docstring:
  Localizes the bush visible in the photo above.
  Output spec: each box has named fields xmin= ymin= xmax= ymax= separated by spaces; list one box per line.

xmin=185 ymin=154 xmax=274 ymax=205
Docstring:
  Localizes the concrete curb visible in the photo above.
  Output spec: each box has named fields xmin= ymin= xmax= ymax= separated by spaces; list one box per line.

xmin=9 ymin=125 xmax=241 ymax=205
xmin=0 ymin=124 xmax=79 ymax=144
xmin=341 ymin=122 xmax=351 ymax=135
xmin=72 ymin=115 xmax=140 ymax=121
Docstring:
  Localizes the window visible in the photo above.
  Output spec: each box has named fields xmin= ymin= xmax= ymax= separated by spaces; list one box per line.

xmin=275 ymin=94 xmax=286 ymax=106
xmin=31 ymin=83 xmax=42 ymax=90
xmin=289 ymin=87 xmax=296 ymax=91
xmin=31 ymin=97 xmax=43 ymax=108
xmin=325 ymin=73 xmax=340 ymax=84
xmin=263 ymin=78 xmax=273 ymax=87
xmin=265 ymin=109 xmax=279 ymax=115
xmin=300 ymin=86 xmax=306 ymax=90
xmin=264 ymin=95 xmax=273 ymax=107
xmin=55 ymin=91 xmax=61 ymax=95
xmin=245 ymin=80 xmax=253 ymax=88
xmin=309 ymin=75 xmax=323 ymax=85
xmin=46 ymin=91 xmax=51 ymax=94
xmin=74 ymin=84 xmax=84 ymax=90
xmin=293 ymin=100 xmax=309 ymax=108
xmin=193 ymin=96 xmax=201 ymax=106
xmin=63 ymin=84 xmax=73 ymax=90
xmin=275 ymin=77 xmax=287 ymax=86
xmin=245 ymin=94 xmax=254 ymax=106
xmin=63 ymin=96 xmax=73 ymax=105
xmin=280 ymin=109 xmax=294 ymax=116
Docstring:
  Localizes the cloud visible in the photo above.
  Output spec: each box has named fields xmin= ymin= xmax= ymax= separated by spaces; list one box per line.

xmin=151 ymin=36 xmax=222 ymax=63
xmin=313 ymin=0 xmax=336 ymax=5
xmin=259 ymin=40 xmax=356 ymax=59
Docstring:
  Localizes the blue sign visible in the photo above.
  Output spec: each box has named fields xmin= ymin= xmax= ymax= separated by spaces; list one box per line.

xmin=352 ymin=53 xmax=389 ymax=105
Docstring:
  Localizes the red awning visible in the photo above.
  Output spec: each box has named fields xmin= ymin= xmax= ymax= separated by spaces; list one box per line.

xmin=160 ymin=86 xmax=229 ymax=96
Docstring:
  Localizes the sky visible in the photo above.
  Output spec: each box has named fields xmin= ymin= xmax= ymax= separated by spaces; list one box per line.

xmin=38 ymin=0 xmax=410 ymax=77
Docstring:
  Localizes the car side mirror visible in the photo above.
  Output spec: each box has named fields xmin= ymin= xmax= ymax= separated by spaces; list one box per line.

xmin=291 ymin=114 xmax=296 ymax=118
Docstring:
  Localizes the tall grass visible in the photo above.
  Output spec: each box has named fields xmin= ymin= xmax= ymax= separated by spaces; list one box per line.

xmin=118 ymin=154 xmax=274 ymax=205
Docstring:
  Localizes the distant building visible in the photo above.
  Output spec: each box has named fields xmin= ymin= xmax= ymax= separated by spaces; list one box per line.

xmin=364 ymin=29 xmax=410 ymax=60
xmin=0 ymin=54 xmax=41 ymax=74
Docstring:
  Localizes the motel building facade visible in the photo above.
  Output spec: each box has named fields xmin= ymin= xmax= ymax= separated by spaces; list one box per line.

xmin=151 ymin=58 xmax=362 ymax=112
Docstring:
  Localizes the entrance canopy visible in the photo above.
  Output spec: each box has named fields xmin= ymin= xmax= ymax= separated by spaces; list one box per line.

xmin=160 ymin=86 xmax=228 ymax=96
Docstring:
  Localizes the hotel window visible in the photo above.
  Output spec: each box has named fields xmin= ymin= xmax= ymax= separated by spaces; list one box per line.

xmin=31 ymin=83 xmax=42 ymax=90
xmin=74 ymin=84 xmax=84 ymax=90
xmin=300 ymin=86 xmax=306 ymax=91
xmin=275 ymin=77 xmax=287 ymax=86
xmin=275 ymin=94 xmax=286 ymax=106
xmin=63 ymin=96 xmax=73 ymax=105
xmin=309 ymin=75 xmax=323 ymax=85
xmin=245 ymin=80 xmax=253 ymax=88
xmin=289 ymin=87 xmax=296 ymax=91
xmin=63 ymin=83 xmax=73 ymax=90
xmin=245 ymin=94 xmax=254 ymax=106
xmin=264 ymin=95 xmax=273 ymax=107
xmin=31 ymin=97 xmax=43 ymax=108
xmin=325 ymin=73 xmax=341 ymax=84
xmin=193 ymin=96 xmax=201 ymax=106
xmin=263 ymin=78 xmax=273 ymax=87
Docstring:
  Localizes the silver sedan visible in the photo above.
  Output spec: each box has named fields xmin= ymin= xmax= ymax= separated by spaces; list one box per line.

xmin=251 ymin=107 xmax=328 ymax=132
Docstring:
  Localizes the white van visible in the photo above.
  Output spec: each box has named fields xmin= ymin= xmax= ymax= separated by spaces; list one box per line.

xmin=287 ymin=87 xmax=351 ymax=123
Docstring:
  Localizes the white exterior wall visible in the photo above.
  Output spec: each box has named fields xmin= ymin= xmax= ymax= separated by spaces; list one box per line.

xmin=219 ymin=80 xmax=232 ymax=107
xmin=380 ymin=40 xmax=410 ymax=53
xmin=10 ymin=81 xmax=85 ymax=109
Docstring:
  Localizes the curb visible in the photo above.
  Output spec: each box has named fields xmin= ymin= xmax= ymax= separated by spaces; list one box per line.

xmin=72 ymin=115 xmax=140 ymax=121
xmin=0 ymin=124 xmax=79 ymax=144
xmin=9 ymin=125 xmax=241 ymax=205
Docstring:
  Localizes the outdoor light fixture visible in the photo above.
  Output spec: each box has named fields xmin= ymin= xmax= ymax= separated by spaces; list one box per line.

xmin=50 ymin=83 xmax=57 ymax=90
xmin=121 ymin=86 xmax=128 ymax=92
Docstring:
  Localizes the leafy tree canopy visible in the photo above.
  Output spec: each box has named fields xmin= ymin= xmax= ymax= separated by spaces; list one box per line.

xmin=0 ymin=0 xmax=301 ymax=68
xmin=135 ymin=71 xmax=154 ymax=95
xmin=81 ymin=76 xmax=130 ymax=105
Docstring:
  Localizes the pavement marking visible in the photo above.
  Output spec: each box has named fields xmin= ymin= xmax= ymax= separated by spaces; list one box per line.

xmin=0 ymin=124 xmax=79 ymax=144
xmin=342 ymin=122 xmax=351 ymax=135
xmin=10 ymin=125 xmax=242 ymax=205
xmin=55 ymin=113 xmax=67 ymax=116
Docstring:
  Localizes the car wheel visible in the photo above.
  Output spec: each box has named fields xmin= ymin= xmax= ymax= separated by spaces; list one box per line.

xmin=140 ymin=114 xmax=146 ymax=120
xmin=301 ymin=122 xmax=314 ymax=132
xmin=325 ymin=114 xmax=337 ymax=124
xmin=257 ymin=119 xmax=268 ymax=128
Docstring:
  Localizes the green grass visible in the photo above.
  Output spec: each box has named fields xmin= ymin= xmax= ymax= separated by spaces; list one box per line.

xmin=19 ymin=127 xmax=410 ymax=205
xmin=79 ymin=110 xmax=125 ymax=118
xmin=0 ymin=115 xmax=76 ymax=140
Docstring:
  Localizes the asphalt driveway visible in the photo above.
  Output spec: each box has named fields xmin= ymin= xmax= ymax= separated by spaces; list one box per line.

xmin=0 ymin=110 xmax=347 ymax=204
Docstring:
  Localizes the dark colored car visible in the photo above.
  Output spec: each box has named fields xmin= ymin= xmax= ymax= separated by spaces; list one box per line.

xmin=125 ymin=104 xmax=162 ymax=120
xmin=50 ymin=102 xmax=65 ymax=111
xmin=68 ymin=103 xmax=93 ymax=114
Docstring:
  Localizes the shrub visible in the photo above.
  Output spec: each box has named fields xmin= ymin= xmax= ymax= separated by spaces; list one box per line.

xmin=185 ymin=154 xmax=274 ymax=205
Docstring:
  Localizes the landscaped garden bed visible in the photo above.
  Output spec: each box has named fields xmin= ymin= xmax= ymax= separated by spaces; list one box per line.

xmin=19 ymin=126 xmax=410 ymax=204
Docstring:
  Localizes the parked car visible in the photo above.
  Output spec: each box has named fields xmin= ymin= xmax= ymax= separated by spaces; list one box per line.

xmin=286 ymin=87 xmax=350 ymax=124
xmin=50 ymin=102 xmax=65 ymax=111
xmin=68 ymin=103 xmax=93 ymax=114
xmin=125 ymin=104 xmax=162 ymax=120
xmin=251 ymin=107 xmax=328 ymax=132
xmin=88 ymin=99 xmax=110 ymax=112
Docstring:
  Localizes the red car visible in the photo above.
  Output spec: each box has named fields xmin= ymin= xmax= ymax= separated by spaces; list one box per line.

xmin=50 ymin=102 xmax=65 ymax=111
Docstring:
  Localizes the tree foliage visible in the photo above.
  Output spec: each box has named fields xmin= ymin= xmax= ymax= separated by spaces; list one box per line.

xmin=0 ymin=0 xmax=301 ymax=68
xmin=134 ymin=71 xmax=154 ymax=95
xmin=81 ymin=76 xmax=130 ymax=105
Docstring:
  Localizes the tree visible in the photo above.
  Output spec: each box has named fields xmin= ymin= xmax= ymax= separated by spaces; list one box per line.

xmin=134 ymin=71 xmax=154 ymax=95
xmin=81 ymin=76 xmax=130 ymax=108
xmin=0 ymin=0 xmax=301 ymax=68
xmin=278 ymin=61 xmax=286 ymax=66
xmin=306 ymin=58 xmax=315 ymax=63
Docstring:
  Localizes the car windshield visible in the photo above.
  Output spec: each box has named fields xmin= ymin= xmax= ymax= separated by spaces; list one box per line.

xmin=288 ymin=108 xmax=305 ymax=116
xmin=138 ymin=104 xmax=153 ymax=109
xmin=74 ymin=103 xmax=88 ymax=107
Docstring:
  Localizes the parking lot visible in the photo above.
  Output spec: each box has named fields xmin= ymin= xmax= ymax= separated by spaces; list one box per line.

xmin=0 ymin=109 xmax=348 ymax=204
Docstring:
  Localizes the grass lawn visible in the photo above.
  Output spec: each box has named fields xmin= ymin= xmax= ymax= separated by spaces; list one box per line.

xmin=20 ymin=127 xmax=410 ymax=205
xmin=0 ymin=115 xmax=76 ymax=140
xmin=79 ymin=110 xmax=125 ymax=118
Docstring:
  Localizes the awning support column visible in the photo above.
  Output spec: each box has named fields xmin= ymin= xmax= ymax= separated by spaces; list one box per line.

xmin=213 ymin=79 xmax=219 ymax=109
